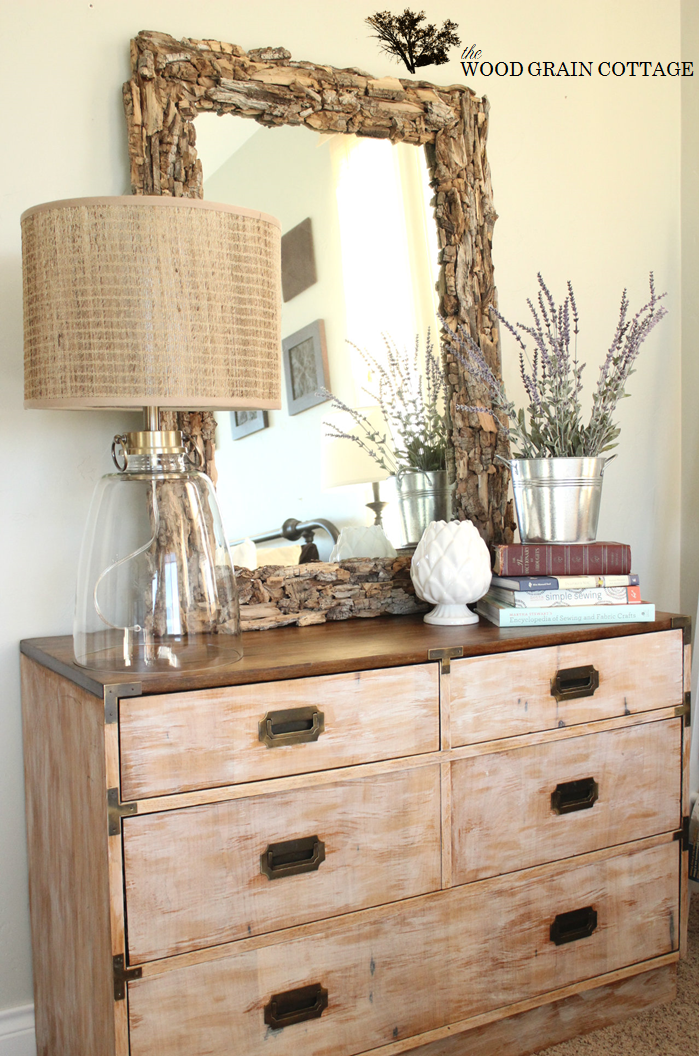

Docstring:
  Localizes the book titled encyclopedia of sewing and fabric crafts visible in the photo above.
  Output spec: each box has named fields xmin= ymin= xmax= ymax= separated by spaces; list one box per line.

xmin=476 ymin=594 xmax=655 ymax=628
xmin=491 ymin=541 xmax=632 ymax=577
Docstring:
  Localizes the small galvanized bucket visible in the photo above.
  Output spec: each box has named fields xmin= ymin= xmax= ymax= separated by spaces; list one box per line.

xmin=510 ymin=457 xmax=611 ymax=543
xmin=393 ymin=469 xmax=453 ymax=547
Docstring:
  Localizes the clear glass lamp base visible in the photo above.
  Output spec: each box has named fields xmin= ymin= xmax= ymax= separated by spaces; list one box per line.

xmin=75 ymin=631 xmax=244 ymax=673
xmin=74 ymin=437 xmax=243 ymax=672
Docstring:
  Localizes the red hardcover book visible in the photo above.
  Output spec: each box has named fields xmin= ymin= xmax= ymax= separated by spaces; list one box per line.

xmin=491 ymin=541 xmax=632 ymax=577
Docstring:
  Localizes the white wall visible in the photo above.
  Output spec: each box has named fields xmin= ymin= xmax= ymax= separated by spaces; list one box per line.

xmin=681 ymin=0 xmax=699 ymax=793
xmin=0 ymin=0 xmax=688 ymax=1020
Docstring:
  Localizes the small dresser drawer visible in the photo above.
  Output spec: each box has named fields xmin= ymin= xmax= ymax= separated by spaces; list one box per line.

xmin=450 ymin=630 xmax=682 ymax=746
xmin=123 ymin=764 xmax=442 ymax=962
xmin=451 ymin=718 xmax=682 ymax=884
xmin=127 ymin=840 xmax=678 ymax=1056
xmin=119 ymin=663 xmax=439 ymax=799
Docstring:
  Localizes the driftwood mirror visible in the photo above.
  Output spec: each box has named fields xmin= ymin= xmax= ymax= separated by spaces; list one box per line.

xmin=123 ymin=30 xmax=513 ymax=547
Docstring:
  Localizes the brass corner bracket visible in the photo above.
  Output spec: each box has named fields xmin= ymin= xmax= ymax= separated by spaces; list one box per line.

xmin=427 ymin=646 xmax=463 ymax=674
xmin=107 ymin=787 xmax=138 ymax=836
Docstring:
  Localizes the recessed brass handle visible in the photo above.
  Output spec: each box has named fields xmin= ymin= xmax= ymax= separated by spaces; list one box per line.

xmin=261 ymin=835 xmax=326 ymax=880
xmin=551 ymin=777 xmax=599 ymax=815
xmin=551 ymin=664 xmax=600 ymax=702
xmin=258 ymin=706 xmax=325 ymax=748
xmin=550 ymin=905 xmax=598 ymax=945
xmin=264 ymin=982 xmax=328 ymax=1030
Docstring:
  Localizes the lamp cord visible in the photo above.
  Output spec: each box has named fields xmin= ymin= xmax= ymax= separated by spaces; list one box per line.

xmin=93 ymin=481 xmax=160 ymax=632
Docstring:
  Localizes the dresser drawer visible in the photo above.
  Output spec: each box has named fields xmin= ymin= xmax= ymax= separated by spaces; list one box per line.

xmin=127 ymin=840 xmax=678 ymax=1056
xmin=123 ymin=764 xmax=442 ymax=962
xmin=451 ymin=718 xmax=682 ymax=884
xmin=449 ymin=630 xmax=682 ymax=746
xmin=119 ymin=664 xmax=439 ymax=799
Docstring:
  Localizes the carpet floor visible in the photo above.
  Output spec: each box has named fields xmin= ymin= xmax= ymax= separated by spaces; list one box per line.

xmin=540 ymin=895 xmax=699 ymax=1055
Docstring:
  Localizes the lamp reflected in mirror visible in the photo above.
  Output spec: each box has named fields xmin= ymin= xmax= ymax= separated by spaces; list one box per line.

xmin=322 ymin=407 xmax=391 ymax=526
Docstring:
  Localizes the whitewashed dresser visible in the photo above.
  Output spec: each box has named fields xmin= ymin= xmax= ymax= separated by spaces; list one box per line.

xmin=20 ymin=611 xmax=691 ymax=1056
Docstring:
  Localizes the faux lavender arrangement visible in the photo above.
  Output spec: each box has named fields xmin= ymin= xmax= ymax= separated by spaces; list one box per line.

xmin=443 ymin=273 xmax=667 ymax=459
xmin=321 ymin=331 xmax=447 ymax=474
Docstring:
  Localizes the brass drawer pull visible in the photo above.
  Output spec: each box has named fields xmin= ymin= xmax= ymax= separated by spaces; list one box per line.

xmin=261 ymin=835 xmax=326 ymax=880
xmin=264 ymin=982 xmax=328 ymax=1030
xmin=550 ymin=905 xmax=598 ymax=945
xmin=551 ymin=664 xmax=600 ymax=702
xmin=258 ymin=706 xmax=325 ymax=747
xmin=551 ymin=777 xmax=599 ymax=815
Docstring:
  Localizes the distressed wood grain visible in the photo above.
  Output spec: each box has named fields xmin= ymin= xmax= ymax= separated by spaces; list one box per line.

xmin=119 ymin=663 xmax=439 ymax=799
xmin=451 ymin=719 xmax=681 ymax=883
xmin=20 ymin=613 xmax=682 ymax=697
xmin=126 ymin=840 xmax=678 ymax=1056
xmin=21 ymin=658 xmax=118 ymax=1056
xmin=123 ymin=764 xmax=441 ymax=962
xmin=379 ymin=964 xmax=677 ymax=1056
xmin=450 ymin=629 xmax=683 ymax=745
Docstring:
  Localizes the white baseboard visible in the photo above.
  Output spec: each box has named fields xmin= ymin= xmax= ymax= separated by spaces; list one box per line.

xmin=0 ymin=1006 xmax=36 ymax=1056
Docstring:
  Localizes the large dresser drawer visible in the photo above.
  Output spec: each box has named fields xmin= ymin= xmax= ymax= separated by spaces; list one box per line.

xmin=451 ymin=719 xmax=682 ymax=884
xmin=123 ymin=764 xmax=442 ymax=962
xmin=449 ymin=630 xmax=682 ymax=746
xmin=127 ymin=840 xmax=678 ymax=1056
xmin=119 ymin=663 xmax=439 ymax=799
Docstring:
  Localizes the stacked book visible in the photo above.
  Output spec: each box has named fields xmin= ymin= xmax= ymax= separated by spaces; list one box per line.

xmin=477 ymin=541 xmax=654 ymax=627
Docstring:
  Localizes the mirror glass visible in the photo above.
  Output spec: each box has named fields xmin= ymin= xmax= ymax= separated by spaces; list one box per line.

xmin=196 ymin=113 xmax=440 ymax=559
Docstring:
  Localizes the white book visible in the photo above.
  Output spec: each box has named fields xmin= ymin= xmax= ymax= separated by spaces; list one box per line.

xmin=476 ymin=595 xmax=656 ymax=628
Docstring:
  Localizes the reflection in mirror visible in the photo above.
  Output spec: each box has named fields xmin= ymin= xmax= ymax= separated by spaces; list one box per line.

xmin=195 ymin=113 xmax=440 ymax=559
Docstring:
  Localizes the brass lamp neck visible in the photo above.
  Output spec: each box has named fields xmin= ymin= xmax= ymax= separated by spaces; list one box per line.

xmin=111 ymin=407 xmax=191 ymax=471
xmin=126 ymin=406 xmax=186 ymax=455
xmin=143 ymin=405 xmax=161 ymax=432
xmin=123 ymin=430 xmax=186 ymax=456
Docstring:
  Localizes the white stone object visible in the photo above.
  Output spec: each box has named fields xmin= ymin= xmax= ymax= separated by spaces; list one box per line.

xmin=330 ymin=525 xmax=398 ymax=561
xmin=410 ymin=519 xmax=492 ymax=625
xmin=229 ymin=537 xmax=257 ymax=570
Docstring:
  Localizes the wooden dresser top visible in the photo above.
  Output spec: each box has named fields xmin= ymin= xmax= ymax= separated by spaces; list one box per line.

xmin=20 ymin=611 xmax=688 ymax=699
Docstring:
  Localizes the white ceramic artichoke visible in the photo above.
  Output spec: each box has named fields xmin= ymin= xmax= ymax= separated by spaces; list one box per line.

xmin=329 ymin=525 xmax=397 ymax=561
xmin=410 ymin=520 xmax=491 ymax=625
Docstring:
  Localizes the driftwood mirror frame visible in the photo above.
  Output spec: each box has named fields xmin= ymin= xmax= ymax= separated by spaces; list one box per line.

xmin=123 ymin=30 xmax=514 ymax=546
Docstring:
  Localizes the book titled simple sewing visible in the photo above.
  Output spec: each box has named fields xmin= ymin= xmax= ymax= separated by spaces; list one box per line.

xmin=491 ymin=541 xmax=632 ymax=577
xmin=476 ymin=594 xmax=655 ymax=628
xmin=487 ymin=585 xmax=642 ymax=608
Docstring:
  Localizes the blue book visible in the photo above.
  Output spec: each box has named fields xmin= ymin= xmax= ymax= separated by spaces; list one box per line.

xmin=490 ymin=573 xmax=640 ymax=591
xmin=490 ymin=575 xmax=559 ymax=591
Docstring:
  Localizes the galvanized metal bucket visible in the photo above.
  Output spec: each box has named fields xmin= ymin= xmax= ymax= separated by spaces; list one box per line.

xmin=510 ymin=457 xmax=610 ymax=543
xmin=392 ymin=470 xmax=453 ymax=548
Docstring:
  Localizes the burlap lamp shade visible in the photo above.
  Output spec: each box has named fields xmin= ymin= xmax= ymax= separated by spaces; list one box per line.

xmin=21 ymin=196 xmax=282 ymax=409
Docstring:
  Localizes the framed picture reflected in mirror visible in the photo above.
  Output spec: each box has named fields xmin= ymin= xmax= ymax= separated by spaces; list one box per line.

xmin=230 ymin=409 xmax=268 ymax=440
xmin=281 ymin=218 xmax=317 ymax=302
xmin=282 ymin=319 xmax=330 ymax=416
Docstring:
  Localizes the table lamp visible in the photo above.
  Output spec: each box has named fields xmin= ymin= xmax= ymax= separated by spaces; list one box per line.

xmin=22 ymin=196 xmax=281 ymax=672
xmin=321 ymin=406 xmax=391 ymax=525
